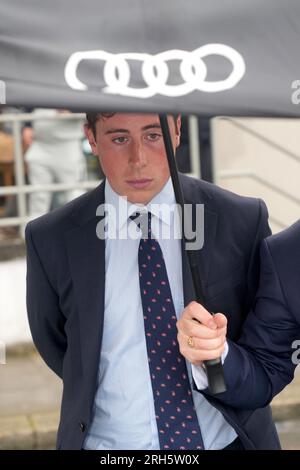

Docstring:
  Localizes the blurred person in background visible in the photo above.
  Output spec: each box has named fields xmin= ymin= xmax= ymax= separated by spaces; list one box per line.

xmin=25 ymin=108 xmax=87 ymax=219
xmin=0 ymin=106 xmax=29 ymax=239
xmin=175 ymin=116 xmax=213 ymax=181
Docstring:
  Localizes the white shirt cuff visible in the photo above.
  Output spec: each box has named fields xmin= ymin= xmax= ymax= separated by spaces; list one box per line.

xmin=191 ymin=340 xmax=229 ymax=390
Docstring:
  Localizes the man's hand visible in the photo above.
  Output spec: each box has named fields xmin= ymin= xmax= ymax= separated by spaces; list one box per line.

xmin=176 ymin=301 xmax=227 ymax=365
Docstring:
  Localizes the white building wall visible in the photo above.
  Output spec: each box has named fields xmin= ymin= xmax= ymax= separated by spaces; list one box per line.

xmin=211 ymin=117 xmax=300 ymax=233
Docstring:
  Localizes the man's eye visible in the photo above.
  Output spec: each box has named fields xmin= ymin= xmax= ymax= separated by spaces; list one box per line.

xmin=147 ymin=133 xmax=161 ymax=141
xmin=112 ymin=136 xmax=128 ymax=144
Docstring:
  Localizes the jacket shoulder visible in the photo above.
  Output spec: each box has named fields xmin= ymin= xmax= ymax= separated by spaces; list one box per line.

xmin=26 ymin=182 xmax=104 ymax=238
xmin=180 ymin=173 xmax=266 ymax=220
xmin=266 ymin=219 xmax=300 ymax=252
xmin=264 ymin=219 xmax=300 ymax=274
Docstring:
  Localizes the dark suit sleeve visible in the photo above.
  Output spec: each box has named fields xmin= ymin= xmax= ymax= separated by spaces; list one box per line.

xmin=236 ymin=238 xmax=299 ymax=397
xmin=201 ymin=199 xmax=275 ymax=408
xmin=206 ymin=235 xmax=299 ymax=409
xmin=26 ymin=222 xmax=67 ymax=378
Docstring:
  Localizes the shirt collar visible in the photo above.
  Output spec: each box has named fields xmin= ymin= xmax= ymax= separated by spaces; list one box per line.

xmin=104 ymin=177 xmax=176 ymax=232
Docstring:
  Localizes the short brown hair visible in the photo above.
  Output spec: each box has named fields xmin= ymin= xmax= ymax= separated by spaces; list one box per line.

xmin=85 ymin=112 xmax=180 ymax=137
xmin=86 ymin=112 xmax=115 ymax=136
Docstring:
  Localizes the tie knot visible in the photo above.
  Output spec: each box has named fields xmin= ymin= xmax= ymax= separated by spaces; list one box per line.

xmin=130 ymin=211 xmax=152 ymax=238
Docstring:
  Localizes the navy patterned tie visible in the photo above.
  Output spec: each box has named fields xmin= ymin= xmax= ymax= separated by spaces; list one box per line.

xmin=135 ymin=212 xmax=203 ymax=450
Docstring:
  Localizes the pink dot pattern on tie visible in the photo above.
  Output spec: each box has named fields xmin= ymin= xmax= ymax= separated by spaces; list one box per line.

xmin=137 ymin=212 xmax=203 ymax=450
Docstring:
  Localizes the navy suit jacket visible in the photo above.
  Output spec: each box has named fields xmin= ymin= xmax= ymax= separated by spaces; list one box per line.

xmin=216 ymin=220 xmax=300 ymax=410
xmin=25 ymin=173 xmax=280 ymax=450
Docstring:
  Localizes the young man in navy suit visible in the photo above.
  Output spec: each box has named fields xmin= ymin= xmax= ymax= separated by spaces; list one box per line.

xmin=26 ymin=112 xmax=280 ymax=450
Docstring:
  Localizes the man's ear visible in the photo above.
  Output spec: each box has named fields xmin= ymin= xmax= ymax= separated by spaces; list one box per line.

xmin=84 ymin=124 xmax=98 ymax=156
xmin=175 ymin=115 xmax=181 ymax=148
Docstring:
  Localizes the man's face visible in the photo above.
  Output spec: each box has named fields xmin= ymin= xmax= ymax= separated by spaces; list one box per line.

xmin=85 ymin=113 xmax=181 ymax=204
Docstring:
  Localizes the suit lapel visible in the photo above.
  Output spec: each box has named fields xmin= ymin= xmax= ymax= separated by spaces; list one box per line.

xmin=180 ymin=174 xmax=218 ymax=306
xmin=65 ymin=181 xmax=106 ymax=381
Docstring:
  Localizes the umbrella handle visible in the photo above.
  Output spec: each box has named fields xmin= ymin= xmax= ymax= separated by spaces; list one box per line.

xmin=159 ymin=114 xmax=226 ymax=394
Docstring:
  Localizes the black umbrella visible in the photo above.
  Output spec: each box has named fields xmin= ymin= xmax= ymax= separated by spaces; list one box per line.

xmin=2 ymin=0 xmax=299 ymax=393
xmin=1 ymin=0 xmax=300 ymax=115
xmin=159 ymin=115 xmax=226 ymax=393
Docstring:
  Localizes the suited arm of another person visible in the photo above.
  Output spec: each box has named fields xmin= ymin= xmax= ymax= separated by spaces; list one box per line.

xmin=26 ymin=222 xmax=67 ymax=378
xmin=178 ymin=233 xmax=300 ymax=410
xmin=221 ymin=237 xmax=300 ymax=406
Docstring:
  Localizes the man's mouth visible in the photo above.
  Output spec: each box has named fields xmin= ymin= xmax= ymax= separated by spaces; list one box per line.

xmin=126 ymin=179 xmax=153 ymax=189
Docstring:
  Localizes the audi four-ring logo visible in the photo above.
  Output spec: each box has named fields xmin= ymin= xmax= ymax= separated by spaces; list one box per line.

xmin=64 ymin=44 xmax=246 ymax=98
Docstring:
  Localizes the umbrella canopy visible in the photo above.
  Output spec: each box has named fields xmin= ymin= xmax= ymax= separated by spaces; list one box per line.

xmin=1 ymin=0 xmax=300 ymax=116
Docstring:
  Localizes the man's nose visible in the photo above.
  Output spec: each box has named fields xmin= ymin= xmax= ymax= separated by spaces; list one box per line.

xmin=129 ymin=141 xmax=147 ymax=167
